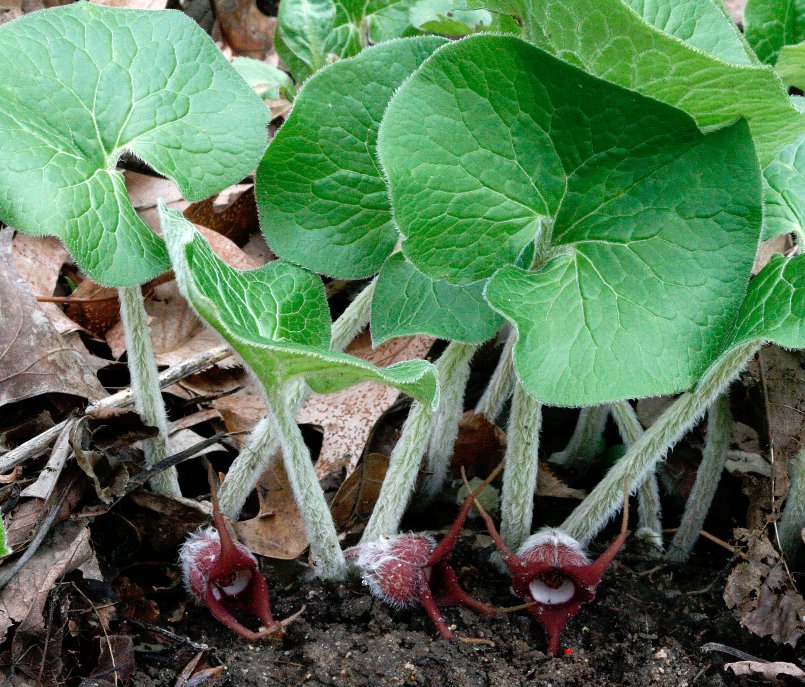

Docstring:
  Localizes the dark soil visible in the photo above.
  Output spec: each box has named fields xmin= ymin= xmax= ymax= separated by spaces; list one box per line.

xmin=124 ymin=529 xmax=798 ymax=687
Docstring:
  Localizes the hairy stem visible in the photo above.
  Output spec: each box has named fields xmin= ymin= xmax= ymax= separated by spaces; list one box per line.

xmin=562 ymin=341 xmax=759 ymax=546
xmin=610 ymin=401 xmax=663 ymax=551
xmin=500 ymin=381 xmax=543 ymax=550
xmin=361 ymin=398 xmax=434 ymax=542
xmin=665 ymin=394 xmax=732 ymax=562
xmin=549 ymin=405 xmax=609 ymax=471
xmin=218 ymin=280 xmax=375 ymax=519
xmin=475 ymin=328 xmax=515 ymax=421
xmin=362 ymin=340 xmax=474 ymax=541
xmin=264 ymin=384 xmax=346 ymax=579
xmin=779 ymin=446 xmax=805 ymax=559
xmin=118 ymin=285 xmax=180 ymax=497
xmin=420 ymin=342 xmax=478 ymax=499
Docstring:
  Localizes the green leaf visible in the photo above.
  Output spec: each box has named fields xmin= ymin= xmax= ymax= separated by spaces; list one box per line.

xmin=276 ymin=0 xmax=421 ymax=80
xmin=483 ymin=0 xmax=804 ymax=166
xmin=232 ymin=57 xmax=295 ymax=101
xmin=257 ymin=37 xmax=446 ymax=279
xmin=410 ymin=0 xmax=493 ymax=35
xmin=621 ymin=0 xmax=756 ymax=64
xmin=776 ymin=40 xmax=805 ymax=87
xmin=160 ymin=205 xmax=438 ymax=406
xmin=731 ymin=253 xmax=805 ymax=349
xmin=381 ymin=35 xmax=763 ymax=405
xmin=744 ymin=0 xmax=805 ymax=63
xmin=371 ymin=253 xmax=503 ymax=344
xmin=0 ymin=3 xmax=268 ymax=287
xmin=763 ymin=135 xmax=805 ymax=242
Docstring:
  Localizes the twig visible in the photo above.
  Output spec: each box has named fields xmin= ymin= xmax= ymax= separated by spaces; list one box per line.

xmin=0 ymin=345 xmax=232 ymax=475
xmin=0 ymin=476 xmax=78 ymax=589
xmin=700 ymin=642 xmax=766 ymax=663
xmin=123 ymin=616 xmax=210 ymax=652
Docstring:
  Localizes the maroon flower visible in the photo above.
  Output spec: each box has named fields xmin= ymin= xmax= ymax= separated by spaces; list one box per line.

xmin=475 ymin=500 xmax=629 ymax=655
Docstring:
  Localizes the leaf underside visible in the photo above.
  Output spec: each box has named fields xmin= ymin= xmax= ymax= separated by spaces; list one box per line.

xmin=160 ymin=205 xmax=438 ymax=407
xmin=0 ymin=3 xmax=268 ymax=286
xmin=380 ymin=35 xmax=762 ymax=405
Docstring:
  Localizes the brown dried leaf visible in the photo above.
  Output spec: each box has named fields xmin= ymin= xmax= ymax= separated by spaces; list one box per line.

xmin=114 ymin=577 xmax=160 ymax=624
xmin=183 ymin=186 xmax=259 ymax=246
xmin=450 ymin=411 xmax=507 ymax=479
xmin=726 ymin=660 xmax=805 ymax=681
xmin=724 ymin=530 xmax=805 ymax=647
xmin=752 ymin=234 xmax=793 ymax=275
xmin=12 ymin=233 xmax=77 ymax=334
xmin=233 ymin=452 xmax=308 ymax=559
xmin=537 ymin=465 xmax=586 ymax=500
xmin=299 ymin=332 xmax=434 ymax=477
xmin=0 ymin=233 xmax=106 ymax=406
xmin=92 ymin=634 xmax=135 ymax=685
xmin=330 ymin=452 xmax=389 ymax=529
xmin=64 ymin=280 xmax=122 ymax=338
xmin=214 ymin=0 xmax=275 ymax=57
xmin=0 ymin=521 xmax=95 ymax=643
xmin=125 ymin=171 xmax=187 ymax=232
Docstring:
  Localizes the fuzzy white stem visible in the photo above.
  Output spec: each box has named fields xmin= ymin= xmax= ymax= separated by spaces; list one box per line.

xmin=779 ymin=446 xmax=805 ymax=559
xmin=475 ymin=328 xmax=515 ymax=421
xmin=500 ymin=381 xmax=543 ymax=550
xmin=361 ymin=398 xmax=434 ymax=542
xmin=550 ymin=405 xmax=609 ymax=470
xmin=420 ymin=342 xmax=478 ymax=498
xmin=562 ymin=341 xmax=760 ymax=546
xmin=610 ymin=401 xmax=664 ymax=551
xmin=217 ymin=281 xmax=375 ymax=519
xmin=264 ymin=384 xmax=346 ymax=578
xmin=118 ymin=285 xmax=180 ymax=497
xmin=665 ymin=393 xmax=731 ymax=562
xmin=361 ymin=340 xmax=473 ymax=541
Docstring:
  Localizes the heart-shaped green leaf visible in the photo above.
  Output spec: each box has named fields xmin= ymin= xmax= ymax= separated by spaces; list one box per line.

xmin=160 ymin=205 xmax=438 ymax=405
xmin=276 ymin=0 xmax=423 ymax=80
xmin=475 ymin=0 xmax=803 ymax=167
xmin=258 ymin=37 xmax=446 ymax=279
xmin=371 ymin=253 xmax=502 ymax=344
xmin=380 ymin=35 xmax=762 ymax=405
xmin=0 ymin=3 xmax=268 ymax=287
xmin=731 ymin=253 xmax=805 ymax=350
xmin=744 ymin=0 xmax=805 ymax=64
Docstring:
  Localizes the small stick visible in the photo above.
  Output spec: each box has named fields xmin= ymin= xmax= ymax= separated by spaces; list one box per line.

xmin=0 ymin=345 xmax=232 ymax=475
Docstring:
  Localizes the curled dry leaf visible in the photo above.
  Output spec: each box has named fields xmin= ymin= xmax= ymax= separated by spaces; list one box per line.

xmin=0 ymin=520 xmax=96 ymax=643
xmin=214 ymin=0 xmax=275 ymax=57
xmin=724 ymin=530 xmax=805 ymax=647
xmin=184 ymin=185 xmax=259 ymax=246
xmin=0 ymin=232 xmax=105 ymax=407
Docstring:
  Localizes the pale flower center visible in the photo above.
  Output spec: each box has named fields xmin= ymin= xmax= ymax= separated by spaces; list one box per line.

xmin=529 ymin=577 xmax=575 ymax=605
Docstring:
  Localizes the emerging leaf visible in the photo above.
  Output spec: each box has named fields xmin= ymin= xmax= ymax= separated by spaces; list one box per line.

xmin=232 ymin=57 xmax=295 ymax=101
xmin=160 ymin=205 xmax=438 ymax=405
xmin=276 ymin=0 xmax=422 ymax=79
xmin=0 ymin=3 xmax=268 ymax=286
xmin=763 ymin=135 xmax=805 ymax=242
xmin=776 ymin=41 xmax=805 ymax=88
xmin=0 ymin=515 xmax=10 ymax=558
xmin=380 ymin=35 xmax=762 ymax=405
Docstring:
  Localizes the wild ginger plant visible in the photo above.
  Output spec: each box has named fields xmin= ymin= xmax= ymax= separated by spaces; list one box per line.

xmin=159 ymin=206 xmax=438 ymax=579
xmin=0 ymin=2 xmax=268 ymax=496
xmin=255 ymin=36 xmax=505 ymax=541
